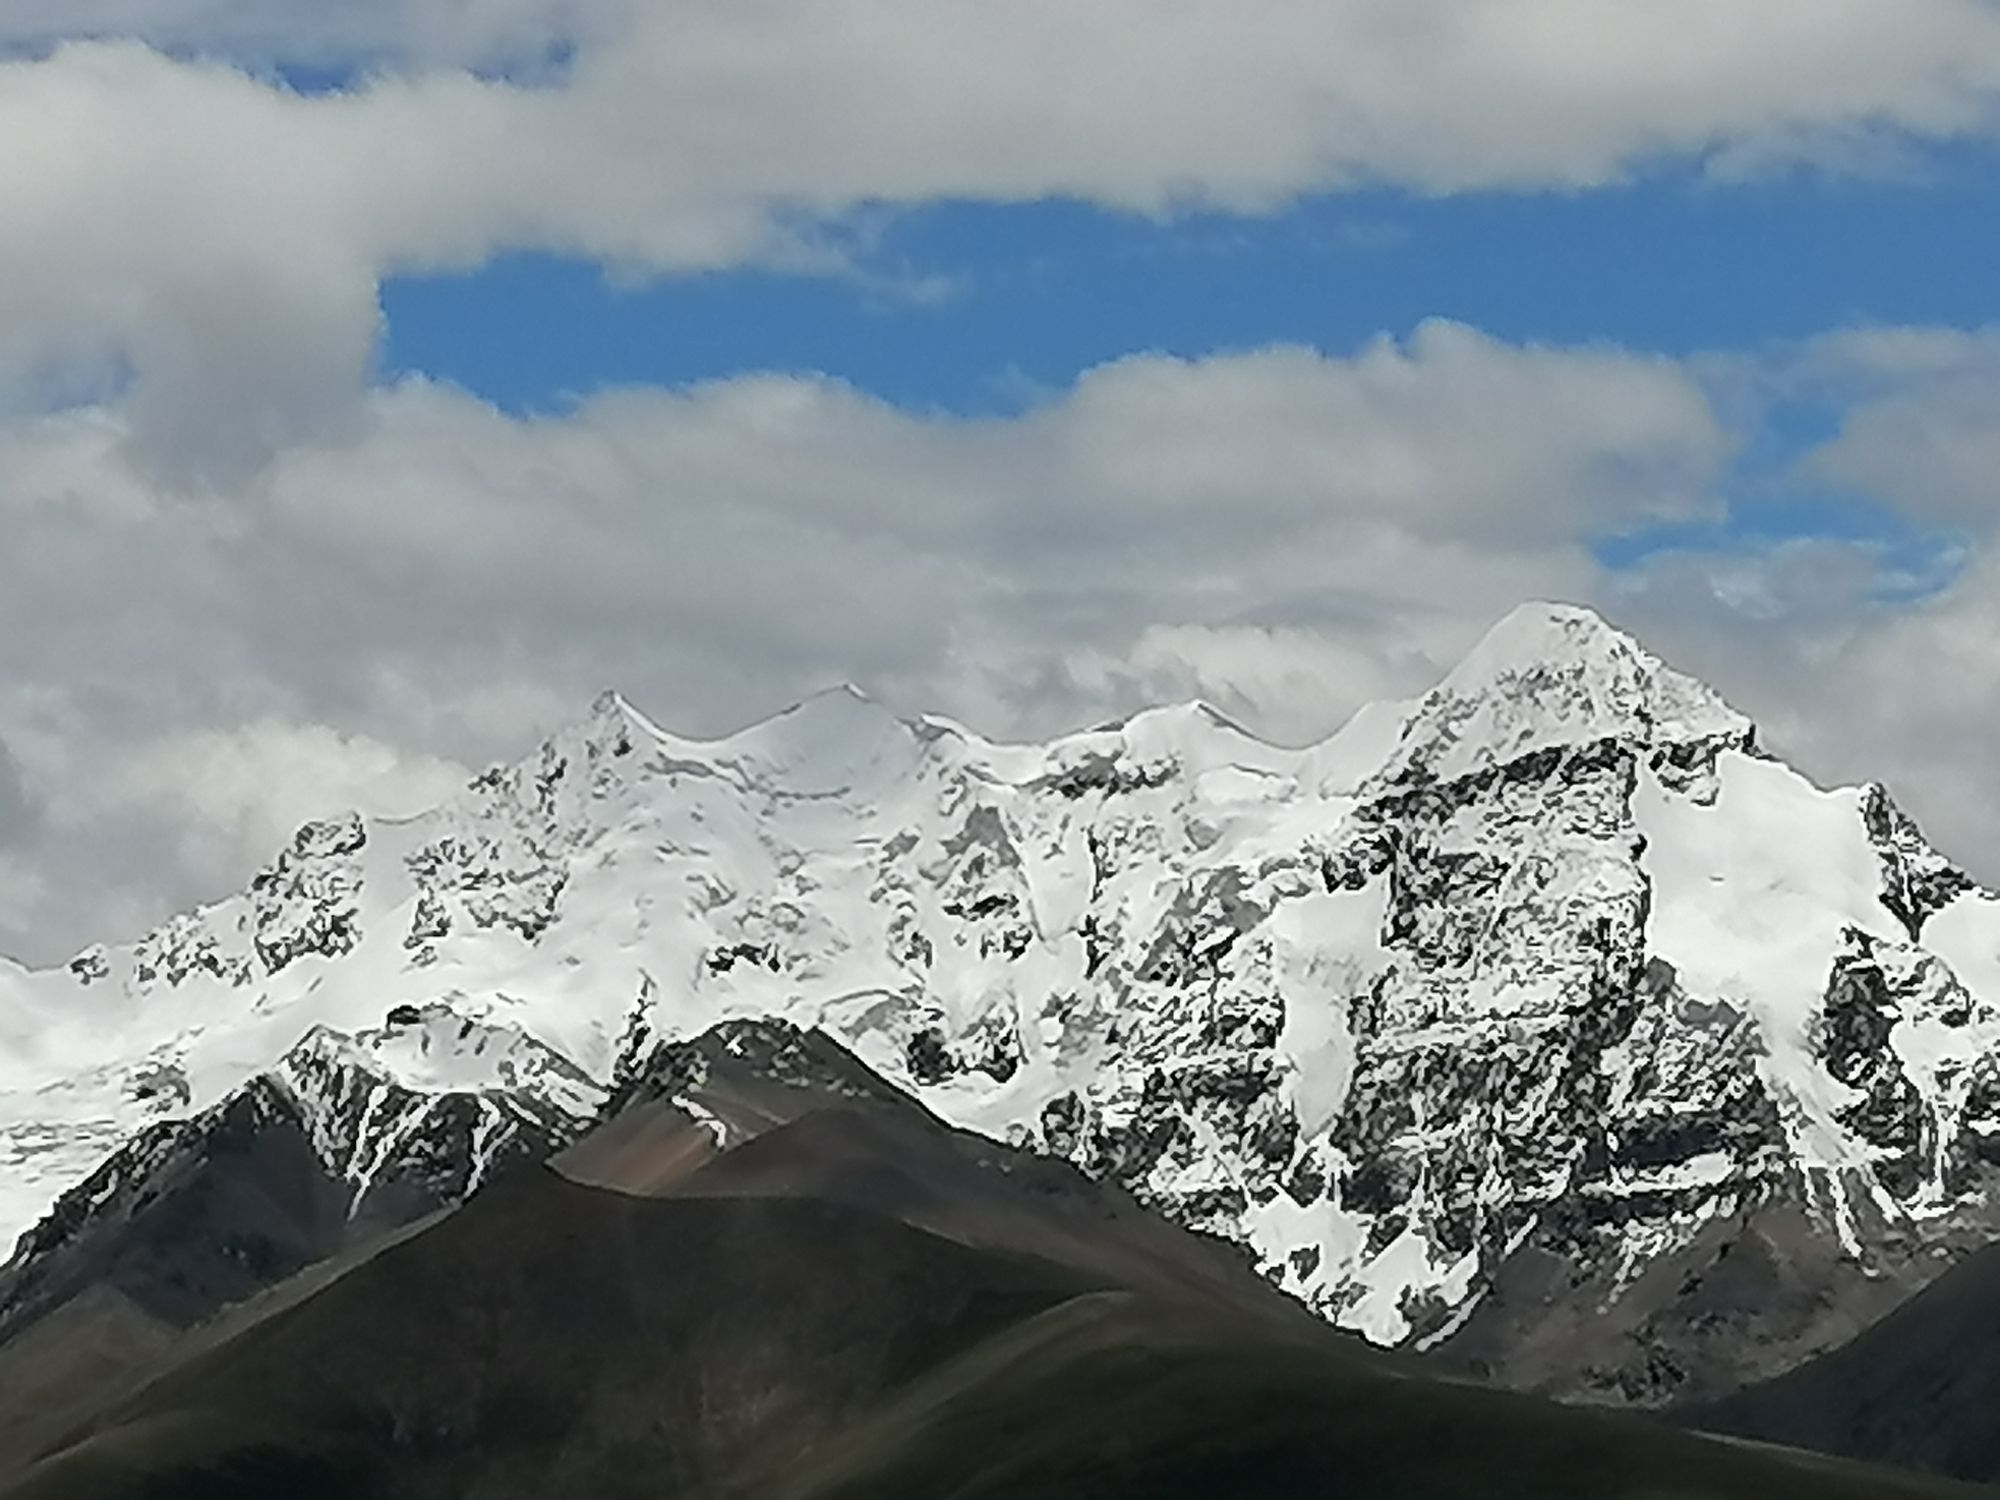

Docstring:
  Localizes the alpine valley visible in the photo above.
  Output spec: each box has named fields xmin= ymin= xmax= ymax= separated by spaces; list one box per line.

xmin=7 ymin=601 xmax=2000 ymax=1480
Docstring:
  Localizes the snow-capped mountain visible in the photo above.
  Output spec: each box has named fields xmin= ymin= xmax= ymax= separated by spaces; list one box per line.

xmin=5 ymin=601 xmax=2000 ymax=1399
xmin=0 ymin=1006 xmax=597 ymax=1340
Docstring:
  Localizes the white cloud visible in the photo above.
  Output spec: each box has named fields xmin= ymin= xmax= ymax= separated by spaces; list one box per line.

xmin=1041 ymin=328 xmax=1726 ymax=546
xmin=3 ymin=7 xmax=2000 ymax=472
xmin=36 ymin=720 xmax=467 ymax=881
xmin=0 ymin=5 xmax=1995 ymax=986
xmin=0 ymin=708 xmax=469 ymax=958
xmin=1807 ymin=334 xmax=2000 ymax=527
xmin=996 ymin=623 xmax=1440 ymax=747
xmin=0 ymin=738 xmax=38 ymax=841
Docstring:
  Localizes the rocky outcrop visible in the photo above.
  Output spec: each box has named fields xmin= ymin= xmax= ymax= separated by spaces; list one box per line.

xmin=0 ymin=1007 xmax=602 ymax=1343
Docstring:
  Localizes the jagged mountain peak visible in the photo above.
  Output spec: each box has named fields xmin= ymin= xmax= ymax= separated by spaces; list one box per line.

xmin=527 ymin=686 xmax=668 ymax=771
xmin=508 ymin=682 xmax=917 ymax=803
xmin=543 ymin=604 xmax=1735 ymax=810
xmin=583 ymin=686 xmax=674 ymax=752
xmin=1103 ymin=697 xmax=1277 ymax=751
xmin=1374 ymin=599 xmax=1753 ymax=790
xmin=712 ymin=681 xmax=924 ymax=796
xmin=742 ymin=681 xmax=888 ymax=733
xmin=281 ymin=1006 xmax=604 ymax=1119
xmin=557 ymin=681 xmax=922 ymax=801
xmin=1444 ymin=600 xmax=1739 ymax=729
xmin=1471 ymin=598 xmax=1636 ymax=660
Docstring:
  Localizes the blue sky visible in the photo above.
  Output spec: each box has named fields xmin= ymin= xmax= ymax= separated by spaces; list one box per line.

xmin=382 ymin=154 xmax=2000 ymax=420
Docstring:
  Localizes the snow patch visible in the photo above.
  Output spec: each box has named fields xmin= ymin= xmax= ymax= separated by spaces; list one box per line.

xmin=1637 ymin=752 xmax=1896 ymax=1170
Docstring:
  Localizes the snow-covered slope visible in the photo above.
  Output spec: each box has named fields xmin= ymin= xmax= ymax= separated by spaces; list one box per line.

xmin=4 ymin=601 xmax=1999 ymax=1392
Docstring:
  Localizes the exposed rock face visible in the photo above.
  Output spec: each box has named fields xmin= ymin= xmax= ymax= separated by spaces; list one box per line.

xmin=1865 ymin=785 xmax=1975 ymax=942
xmin=0 ymin=1008 xmax=601 ymax=1341
xmin=4 ymin=602 xmax=2000 ymax=1406
xmin=0 ymin=1080 xmax=335 ymax=1338
xmin=607 ymin=1015 xmax=930 ymax=1126
xmin=270 ymin=1007 xmax=602 ymax=1230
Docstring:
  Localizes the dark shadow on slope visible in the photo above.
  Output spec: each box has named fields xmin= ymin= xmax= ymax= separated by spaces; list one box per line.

xmin=1434 ymin=1189 xmax=1943 ymax=1406
xmin=575 ymin=1017 xmax=1325 ymax=1334
xmin=0 ymin=1290 xmax=173 ymax=1478
xmin=773 ymin=1290 xmax=1987 ymax=1500
xmin=3 ymin=1171 xmax=1088 ymax=1500
xmin=1683 ymin=1239 xmax=2000 ymax=1484
xmin=0 ymin=1072 xmax=559 ymax=1484
xmin=653 ymin=1101 xmax=1337 ymax=1335
xmin=0 ymin=1084 xmax=353 ymax=1343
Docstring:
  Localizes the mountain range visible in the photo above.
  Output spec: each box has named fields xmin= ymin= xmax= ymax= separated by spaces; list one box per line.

xmin=4 ymin=600 xmax=2000 ymax=1487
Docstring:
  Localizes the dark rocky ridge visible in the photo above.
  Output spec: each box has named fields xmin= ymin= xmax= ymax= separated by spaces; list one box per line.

xmin=0 ymin=1026 xmax=1978 ymax=1500
xmin=0 ymin=1024 xmax=587 ymax=1353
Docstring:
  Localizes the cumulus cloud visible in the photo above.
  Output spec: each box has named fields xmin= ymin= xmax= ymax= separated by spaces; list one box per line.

xmin=38 ymin=720 xmax=467 ymax=879
xmin=4 ymin=5 xmax=2000 ymax=472
xmin=0 ymin=699 xmax=470 ymax=960
xmin=0 ymin=740 xmax=38 ymax=842
xmin=1806 ymin=333 xmax=2000 ymax=527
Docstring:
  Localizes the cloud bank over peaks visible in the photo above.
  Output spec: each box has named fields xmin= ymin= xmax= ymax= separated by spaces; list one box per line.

xmin=0 ymin=317 xmax=1994 ymax=964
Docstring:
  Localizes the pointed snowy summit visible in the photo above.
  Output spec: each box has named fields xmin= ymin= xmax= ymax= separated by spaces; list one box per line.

xmin=711 ymin=682 xmax=926 ymax=798
xmin=1374 ymin=601 xmax=1753 ymax=790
